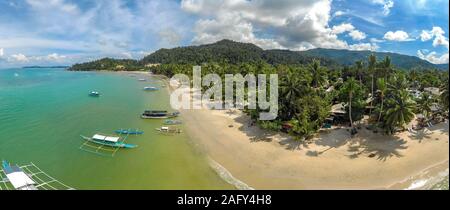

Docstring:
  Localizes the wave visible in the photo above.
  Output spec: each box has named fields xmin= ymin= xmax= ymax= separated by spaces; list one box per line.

xmin=403 ymin=162 xmax=449 ymax=190
xmin=208 ymin=158 xmax=254 ymax=190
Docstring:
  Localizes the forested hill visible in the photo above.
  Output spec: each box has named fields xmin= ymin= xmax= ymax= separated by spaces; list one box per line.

xmin=142 ymin=39 xmax=446 ymax=70
xmin=302 ymin=48 xmax=448 ymax=70
xmin=141 ymin=39 xmax=337 ymax=66
xmin=69 ymin=39 xmax=448 ymax=71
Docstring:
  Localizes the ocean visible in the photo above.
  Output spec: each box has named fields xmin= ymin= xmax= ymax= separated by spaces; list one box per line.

xmin=0 ymin=68 xmax=232 ymax=189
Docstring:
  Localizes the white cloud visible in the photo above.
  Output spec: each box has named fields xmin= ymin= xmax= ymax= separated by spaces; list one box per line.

xmin=420 ymin=27 xmax=449 ymax=50
xmin=383 ymin=30 xmax=413 ymax=41
xmin=46 ymin=53 xmax=67 ymax=61
xmin=333 ymin=10 xmax=346 ymax=17
xmin=349 ymin=30 xmax=366 ymax=41
xmin=349 ymin=43 xmax=379 ymax=51
xmin=182 ymin=0 xmax=373 ymax=51
xmin=417 ymin=50 xmax=449 ymax=64
xmin=331 ymin=23 xmax=354 ymax=34
xmin=372 ymin=0 xmax=394 ymax=16
xmin=0 ymin=48 xmax=4 ymax=57
xmin=10 ymin=54 xmax=29 ymax=62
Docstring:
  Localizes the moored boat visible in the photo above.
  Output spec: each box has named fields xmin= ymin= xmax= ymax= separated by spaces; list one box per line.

xmin=156 ymin=126 xmax=182 ymax=134
xmin=89 ymin=91 xmax=100 ymax=97
xmin=80 ymin=134 xmax=137 ymax=148
xmin=164 ymin=119 xmax=182 ymax=125
xmin=1 ymin=160 xmax=38 ymax=190
xmin=141 ymin=110 xmax=180 ymax=119
xmin=143 ymin=86 xmax=159 ymax=91
xmin=115 ymin=129 xmax=144 ymax=135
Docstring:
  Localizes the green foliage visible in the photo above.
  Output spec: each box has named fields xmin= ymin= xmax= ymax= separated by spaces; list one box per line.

xmin=69 ymin=58 xmax=142 ymax=71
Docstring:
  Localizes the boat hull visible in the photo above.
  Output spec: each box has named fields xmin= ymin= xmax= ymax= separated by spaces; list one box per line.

xmin=80 ymin=135 xmax=137 ymax=148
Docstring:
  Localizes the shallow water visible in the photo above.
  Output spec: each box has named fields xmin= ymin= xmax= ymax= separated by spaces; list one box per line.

xmin=0 ymin=68 xmax=232 ymax=189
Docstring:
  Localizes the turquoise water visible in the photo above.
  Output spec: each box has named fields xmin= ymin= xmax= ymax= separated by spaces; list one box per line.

xmin=0 ymin=68 xmax=232 ymax=189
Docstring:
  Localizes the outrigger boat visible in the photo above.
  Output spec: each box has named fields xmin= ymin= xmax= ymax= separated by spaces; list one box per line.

xmin=141 ymin=110 xmax=180 ymax=119
xmin=143 ymin=86 xmax=159 ymax=91
xmin=1 ymin=160 xmax=74 ymax=190
xmin=156 ymin=126 xmax=182 ymax=134
xmin=80 ymin=134 xmax=137 ymax=148
xmin=164 ymin=119 xmax=182 ymax=125
xmin=115 ymin=129 xmax=144 ymax=135
xmin=1 ymin=160 xmax=37 ymax=190
xmin=89 ymin=91 xmax=100 ymax=97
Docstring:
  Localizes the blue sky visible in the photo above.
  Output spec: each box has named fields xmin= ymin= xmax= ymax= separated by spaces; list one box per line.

xmin=0 ymin=0 xmax=448 ymax=67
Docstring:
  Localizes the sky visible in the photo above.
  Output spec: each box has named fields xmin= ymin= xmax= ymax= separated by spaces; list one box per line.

xmin=0 ymin=0 xmax=448 ymax=67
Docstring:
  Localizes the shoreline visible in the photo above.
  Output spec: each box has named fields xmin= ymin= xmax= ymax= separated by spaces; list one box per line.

xmin=96 ymin=70 xmax=449 ymax=190
xmin=180 ymin=107 xmax=448 ymax=190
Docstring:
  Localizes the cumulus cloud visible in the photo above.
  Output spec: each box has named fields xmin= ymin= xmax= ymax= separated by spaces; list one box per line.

xmin=0 ymin=48 xmax=4 ymax=57
xmin=372 ymin=0 xmax=394 ymax=16
xmin=349 ymin=43 xmax=379 ymax=51
xmin=1 ymin=0 xmax=191 ymax=66
xmin=383 ymin=30 xmax=413 ymax=41
xmin=417 ymin=50 xmax=449 ymax=64
xmin=45 ymin=53 xmax=67 ymax=61
xmin=349 ymin=30 xmax=367 ymax=41
xmin=182 ymin=0 xmax=372 ymax=51
xmin=331 ymin=23 xmax=354 ymax=34
xmin=10 ymin=54 xmax=29 ymax=62
xmin=420 ymin=27 xmax=449 ymax=49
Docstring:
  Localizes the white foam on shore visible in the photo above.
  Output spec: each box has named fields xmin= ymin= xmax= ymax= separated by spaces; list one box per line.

xmin=404 ymin=168 xmax=449 ymax=190
xmin=208 ymin=158 xmax=254 ymax=190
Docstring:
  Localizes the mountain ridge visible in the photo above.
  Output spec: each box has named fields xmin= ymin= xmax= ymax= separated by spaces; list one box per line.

xmin=70 ymin=39 xmax=448 ymax=71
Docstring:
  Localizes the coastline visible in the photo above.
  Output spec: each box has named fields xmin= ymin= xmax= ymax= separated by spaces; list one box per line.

xmin=102 ymin=70 xmax=449 ymax=190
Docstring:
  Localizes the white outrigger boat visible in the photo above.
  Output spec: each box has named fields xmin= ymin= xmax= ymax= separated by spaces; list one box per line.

xmin=1 ymin=160 xmax=37 ymax=190
xmin=0 ymin=160 xmax=74 ymax=190
xmin=156 ymin=126 xmax=182 ymax=134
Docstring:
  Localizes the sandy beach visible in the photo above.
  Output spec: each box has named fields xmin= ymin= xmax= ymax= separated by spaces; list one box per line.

xmin=118 ymin=72 xmax=449 ymax=189
xmin=181 ymin=108 xmax=449 ymax=189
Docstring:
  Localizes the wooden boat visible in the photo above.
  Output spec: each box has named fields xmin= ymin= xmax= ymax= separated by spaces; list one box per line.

xmin=1 ymin=160 xmax=38 ymax=190
xmin=143 ymin=86 xmax=159 ymax=91
xmin=164 ymin=119 xmax=182 ymax=125
xmin=156 ymin=126 xmax=182 ymax=134
xmin=89 ymin=91 xmax=100 ymax=97
xmin=115 ymin=129 xmax=144 ymax=135
xmin=141 ymin=110 xmax=180 ymax=119
xmin=80 ymin=134 xmax=137 ymax=148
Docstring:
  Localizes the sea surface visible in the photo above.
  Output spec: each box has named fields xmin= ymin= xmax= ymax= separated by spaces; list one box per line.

xmin=0 ymin=68 xmax=232 ymax=189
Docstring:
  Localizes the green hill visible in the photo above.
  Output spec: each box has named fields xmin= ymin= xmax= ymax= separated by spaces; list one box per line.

xmin=70 ymin=39 xmax=448 ymax=71
xmin=301 ymin=48 xmax=447 ymax=70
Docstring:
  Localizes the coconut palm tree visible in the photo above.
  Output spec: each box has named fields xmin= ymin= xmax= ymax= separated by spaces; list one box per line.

xmin=381 ymin=56 xmax=393 ymax=80
xmin=341 ymin=78 xmax=359 ymax=129
xmin=368 ymin=54 xmax=377 ymax=115
xmin=384 ymin=89 xmax=416 ymax=134
xmin=355 ymin=60 xmax=364 ymax=85
xmin=440 ymin=78 xmax=449 ymax=111
xmin=417 ymin=92 xmax=434 ymax=119
xmin=280 ymin=73 xmax=305 ymax=120
xmin=309 ymin=59 xmax=327 ymax=88
xmin=377 ymin=78 xmax=387 ymax=123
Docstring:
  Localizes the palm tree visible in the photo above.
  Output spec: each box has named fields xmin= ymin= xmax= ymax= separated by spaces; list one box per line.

xmin=342 ymin=78 xmax=358 ymax=129
xmin=355 ymin=60 xmax=364 ymax=85
xmin=377 ymin=78 xmax=387 ymax=123
xmin=384 ymin=89 xmax=416 ymax=134
xmin=381 ymin=56 xmax=393 ymax=80
xmin=309 ymin=59 xmax=327 ymax=88
xmin=440 ymin=78 xmax=449 ymax=111
xmin=368 ymin=54 xmax=377 ymax=115
xmin=280 ymin=73 xmax=304 ymax=120
xmin=417 ymin=92 xmax=433 ymax=119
